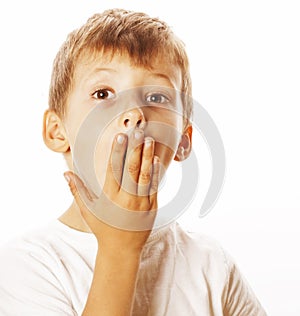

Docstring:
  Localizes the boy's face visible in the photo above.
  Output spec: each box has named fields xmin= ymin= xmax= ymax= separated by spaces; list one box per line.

xmin=63 ymin=52 xmax=191 ymax=191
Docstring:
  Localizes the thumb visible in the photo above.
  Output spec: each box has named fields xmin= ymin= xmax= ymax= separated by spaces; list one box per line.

xmin=63 ymin=171 xmax=94 ymax=215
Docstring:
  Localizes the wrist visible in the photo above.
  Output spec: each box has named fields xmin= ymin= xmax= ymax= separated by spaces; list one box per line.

xmin=95 ymin=228 xmax=151 ymax=257
xmin=97 ymin=245 xmax=143 ymax=262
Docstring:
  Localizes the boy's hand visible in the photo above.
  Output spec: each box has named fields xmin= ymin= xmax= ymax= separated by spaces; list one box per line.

xmin=64 ymin=130 xmax=160 ymax=255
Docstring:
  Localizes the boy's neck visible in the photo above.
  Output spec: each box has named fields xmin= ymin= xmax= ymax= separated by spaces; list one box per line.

xmin=58 ymin=200 xmax=92 ymax=233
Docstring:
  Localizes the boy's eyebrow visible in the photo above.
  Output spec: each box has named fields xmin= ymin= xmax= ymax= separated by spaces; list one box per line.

xmin=83 ymin=67 xmax=178 ymax=89
xmin=82 ymin=67 xmax=117 ymax=84
xmin=148 ymin=72 xmax=178 ymax=89
xmin=91 ymin=67 xmax=118 ymax=74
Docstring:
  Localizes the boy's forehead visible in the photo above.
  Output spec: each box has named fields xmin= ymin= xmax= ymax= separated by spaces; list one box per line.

xmin=74 ymin=50 xmax=182 ymax=89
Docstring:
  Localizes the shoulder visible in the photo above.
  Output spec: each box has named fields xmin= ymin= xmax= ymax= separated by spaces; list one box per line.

xmin=0 ymin=222 xmax=62 ymax=265
xmin=0 ymin=220 xmax=95 ymax=315
xmin=0 ymin=221 xmax=70 ymax=263
xmin=0 ymin=222 xmax=70 ymax=314
xmin=0 ymin=220 xmax=86 ymax=287
xmin=171 ymin=223 xmax=267 ymax=315
xmin=0 ymin=220 xmax=97 ymax=275
xmin=150 ymin=222 xmax=232 ymax=286
xmin=0 ymin=221 xmax=70 ymax=292
xmin=173 ymin=222 xmax=231 ymax=268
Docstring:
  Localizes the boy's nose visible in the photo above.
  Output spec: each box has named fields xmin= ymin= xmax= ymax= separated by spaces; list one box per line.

xmin=121 ymin=107 xmax=146 ymax=130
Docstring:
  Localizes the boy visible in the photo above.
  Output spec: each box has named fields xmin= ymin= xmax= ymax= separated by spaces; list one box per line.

xmin=0 ymin=9 xmax=266 ymax=315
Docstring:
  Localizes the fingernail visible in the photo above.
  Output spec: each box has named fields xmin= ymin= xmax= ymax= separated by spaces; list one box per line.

xmin=145 ymin=138 xmax=152 ymax=147
xmin=64 ymin=173 xmax=71 ymax=184
xmin=135 ymin=130 xmax=142 ymax=140
xmin=117 ymin=134 xmax=124 ymax=144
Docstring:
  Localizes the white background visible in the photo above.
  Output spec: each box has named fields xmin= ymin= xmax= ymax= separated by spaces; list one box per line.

xmin=0 ymin=0 xmax=299 ymax=315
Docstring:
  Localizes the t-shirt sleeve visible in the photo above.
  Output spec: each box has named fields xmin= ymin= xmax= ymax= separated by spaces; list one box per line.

xmin=222 ymin=250 xmax=267 ymax=316
xmin=0 ymin=242 xmax=77 ymax=316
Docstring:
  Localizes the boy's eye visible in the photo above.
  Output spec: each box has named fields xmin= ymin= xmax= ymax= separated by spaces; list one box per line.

xmin=92 ymin=89 xmax=114 ymax=100
xmin=146 ymin=93 xmax=169 ymax=104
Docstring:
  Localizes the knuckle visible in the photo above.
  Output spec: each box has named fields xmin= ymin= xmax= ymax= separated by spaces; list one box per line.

xmin=139 ymin=199 xmax=151 ymax=211
xmin=120 ymin=196 xmax=150 ymax=212
xmin=150 ymin=199 xmax=158 ymax=211
xmin=69 ymin=183 xmax=78 ymax=196
xmin=72 ymin=188 xmax=82 ymax=199
xmin=151 ymin=179 xmax=159 ymax=190
xmin=122 ymin=199 xmax=136 ymax=211
xmin=140 ymin=171 xmax=151 ymax=183
xmin=128 ymin=162 xmax=139 ymax=174
xmin=111 ymin=163 xmax=123 ymax=174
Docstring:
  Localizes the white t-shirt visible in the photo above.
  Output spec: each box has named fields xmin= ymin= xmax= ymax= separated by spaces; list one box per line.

xmin=0 ymin=220 xmax=266 ymax=316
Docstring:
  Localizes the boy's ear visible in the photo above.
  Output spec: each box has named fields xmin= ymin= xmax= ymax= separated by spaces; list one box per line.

xmin=174 ymin=124 xmax=193 ymax=161
xmin=43 ymin=110 xmax=70 ymax=153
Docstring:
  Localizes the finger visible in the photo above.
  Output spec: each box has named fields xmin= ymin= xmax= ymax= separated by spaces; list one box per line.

xmin=138 ymin=137 xmax=154 ymax=196
xmin=72 ymin=173 xmax=99 ymax=200
xmin=64 ymin=172 xmax=103 ymax=231
xmin=64 ymin=171 xmax=93 ymax=215
xmin=149 ymin=156 xmax=160 ymax=204
xmin=104 ymin=133 xmax=128 ymax=193
xmin=122 ymin=129 xmax=144 ymax=195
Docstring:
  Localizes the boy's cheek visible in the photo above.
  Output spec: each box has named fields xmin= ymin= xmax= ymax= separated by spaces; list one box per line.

xmin=94 ymin=137 xmax=114 ymax=186
xmin=63 ymin=118 xmax=84 ymax=150
xmin=144 ymin=120 xmax=181 ymax=153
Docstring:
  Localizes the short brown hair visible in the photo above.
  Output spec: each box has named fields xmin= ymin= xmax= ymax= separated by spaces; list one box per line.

xmin=48 ymin=9 xmax=193 ymax=123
